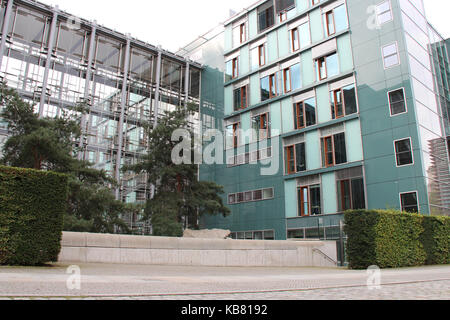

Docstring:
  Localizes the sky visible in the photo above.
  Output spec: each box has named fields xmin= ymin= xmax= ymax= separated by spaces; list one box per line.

xmin=37 ymin=0 xmax=449 ymax=53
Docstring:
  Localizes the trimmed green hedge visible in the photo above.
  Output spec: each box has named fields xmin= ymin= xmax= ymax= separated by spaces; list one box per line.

xmin=0 ymin=166 xmax=68 ymax=266
xmin=345 ymin=210 xmax=450 ymax=269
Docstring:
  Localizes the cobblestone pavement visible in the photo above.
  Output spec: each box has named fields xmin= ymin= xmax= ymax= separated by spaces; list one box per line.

xmin=0 ymin=263 xmax=449 ymax=300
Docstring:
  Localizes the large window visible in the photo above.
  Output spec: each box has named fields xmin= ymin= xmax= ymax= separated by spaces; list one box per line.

xmin=382 ymin=43 xmax=400 ymax=69
xmin=400 ymin=192 xmax=419 ymax=213
xmin=228 ymin=187 xmax=274 ymax=205
xmin=226 ymin=122 xmax=240 ymax=149
xmin=388 ymin=88 xmax=407 ymax=116
xmin=283 ymin=63 xmax=301 ymax=93
xmin=232 ymin=22 xmax=247 ymax=47
xmin=394 ymin=138 xmax=414 ymax=166
xmin=261 ymin=72 xmax=281 ymax=101
xmin=285 ymin=143 xmax=306 ymax=174
xmin=331 ymin=84 xmax=358 ymax=119
xmin=376 ymin=1 xmax=393 ymax=26
xmin=294 ymin=97 xmax=316 ymax=130
xmin=233 ymin=85 xmax=248 ymax=111
xmin=323 ymin=4 xmax=348 ymax=37
xmin=258 ymin=3 xmax=275 ymax=32
xmin=336 ymin=167 xmax=366 ymax=212
xmin=276 ymin=0 xmax=295 ymax=21
xmin=321 ymin=133 xmax=347 ymax=167
xmin=298 ymin=185 xmax=321 ymax=217
xmin=316 ymin=53 xmax=339 ymax=81
xmin=291 ymin=22 xmax=311 ymax=52
xmin=250 ymin=43 xmax=266 ymax=70
xmin=252 ymin=113 xmax=270 ymax=141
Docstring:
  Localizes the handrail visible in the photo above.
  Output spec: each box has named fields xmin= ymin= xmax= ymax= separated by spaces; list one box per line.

xmin=312 ymin=248 xmax=338 ymax=266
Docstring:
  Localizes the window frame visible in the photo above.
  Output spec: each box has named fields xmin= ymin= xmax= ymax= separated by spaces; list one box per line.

xmin=337 ymin=177 xmax=366 ymax=212
xmin=291 ymin=28 xmax=300 ymax=52
xmin=399 ymin=191 xmax=419 ymax=213
xmin=325 ymin=10 xmax=336 ymax=37
xmin=258 ymin=44 xmax=266 ymax=67
xmin=394 ymin=137 xmax=414 ymax=167
xmin=376 ymin=0 xmax=393 ymax=27
xmin=331 ymin=84 xmax=358 ymax=119
xmin=388 ymin=87 xmax=408 ymax=117
xmin=382 ymin=42 xmax=401 ymax=69
xmin=233 ymin=85 xmax=249 ymax=111
xmin=322 ymin=133 xmax=347 ymax=168
xmin=252 ymin=112 xmax=270 ymax=141
xmin=232 ymin=57 xmax=239 ymax=79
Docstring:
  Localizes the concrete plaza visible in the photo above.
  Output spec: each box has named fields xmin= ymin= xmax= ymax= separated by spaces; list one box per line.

xmin=0 ymin=263 xmax=448 ymax=300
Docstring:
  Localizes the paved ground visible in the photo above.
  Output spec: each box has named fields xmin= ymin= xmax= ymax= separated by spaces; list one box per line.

xmin=0 ymin=263 xmax=448 ymax=300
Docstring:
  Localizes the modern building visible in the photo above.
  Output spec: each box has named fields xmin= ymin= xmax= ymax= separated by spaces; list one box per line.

xmin=179 ymin=0 xmax=450 ymax=242
xmin=0 ymin=0 xmax=202 ymax=233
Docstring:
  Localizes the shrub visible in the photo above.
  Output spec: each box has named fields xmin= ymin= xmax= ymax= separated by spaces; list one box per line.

xmin=422 ymin=215 xmax=450 ymax=265
xmin=345 ymin=210 xmax=428 ymax=269
xmin=0 ymin=165 xmax=68 ymax=266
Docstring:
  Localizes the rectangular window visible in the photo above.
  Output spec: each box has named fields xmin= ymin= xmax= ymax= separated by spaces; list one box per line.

xmin=275 ymin=0 xmax=295 ymax=13
xmin=259 ymin=44 xmax=266 ymax=66
xmin=395 ymin=138 xmax=414 ymax=166
xmin=322 ymin=133 xmax=347 ymax=167
xmin=261 ymin=72 xmax=281 ymax=101
xmin=240 ymin=23 xmax=246 ymax=44
xmin=382 ymin=43 xmax=400 ymax=68
xmin=311 ymin=0 xmax=320 ymax=6
xmin=376 ymin=1 xmax=393 ymax=26
xmin=226 ymin=122 xmax=240 ymax=149
xmin=252 ymin=113 xmax=270 ymax=141
xmin=285 ymin=143 xmax=306 ymax=174
xmin=323 ymin=5 xmax=348 ymax=37
xmin=298 ymin=22 xmax=311 ymax=49
xmin=337 ymin=178 xmax=366 ymax=212
xmin=331 ymin=84 xmax=357 ymax=119
xmin=316 ymin=53 xmax=339 ymax=81
xmin=233 ymin=85 xmax=248 ymax=111
xmin=258 ymin=5 xmax=275 ymax=32
xmin=400 ymin=192 xmax=419 ymax=213
xmin=232 ymin=57 xmax=239 ymax=78
xmin=388 ymin=88 xmax=407 ymax=116
xmin=325 ymin=11 xmax=335 ymax=36
xmin=297 ymin=184 xmax=321 ymax=217
xmin=291 ymin=28 xmax=300 ymax=52
xmin=294 ymin=97 xmax=316 ymax=130
xmin=284 ymin=68 xmax=291 ymax=93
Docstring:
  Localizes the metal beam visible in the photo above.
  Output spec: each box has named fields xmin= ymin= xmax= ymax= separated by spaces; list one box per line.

xmin=114 ymin=36 xmax=131 ymax=200
xmin=153 ymin=48 xmax=162 ymax=129
xmin=0 ymin=0 xmax=14 ymax=71
xmin=184 ymin=61 xmax=190 ymax=110
xmin=78 ymin=21 xmax=97 ymax=161
xmin=39 ymin=5 xmax=59 ymax=117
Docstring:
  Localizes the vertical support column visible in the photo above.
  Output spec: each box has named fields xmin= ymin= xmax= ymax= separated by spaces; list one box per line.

xmin=78 ymin=21 xmax=97 ymax=161
xmin=114 ymin=36 xmax=131 ymax=200
xmin=183 ymin=61 xmax=190 ymax=110
xmin=0 ymin=0 xmax=14 ymax=72
xmin=39 ymin=5 xmax=59 ymax=118
xmin=153 ymin=48 xmax=162 ymax=129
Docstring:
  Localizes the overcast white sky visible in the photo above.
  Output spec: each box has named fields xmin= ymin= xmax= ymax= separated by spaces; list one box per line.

xmin=38 ymin=0 xmax=449 ymax=52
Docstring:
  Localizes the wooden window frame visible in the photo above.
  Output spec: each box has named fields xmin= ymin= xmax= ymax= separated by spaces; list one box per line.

xmin=240 ymin=23 xmax=246 ymax=44
xmin=325 ymin=10 xmax=336 ymax=36
xmin=283 ymin=68 xmax=292 ymax=93
xmin=232 ymin=57 xmax=239 ymax=79
xmin=317 ymin=56 xmax=327 ymax=81
xmin=298 ymin=186 xmax=310 ymax=217
xmin=339 ymin=179 xmax=352 ymax=212
xmin=232 ymin=122 xmax=240 ymax=149
xmin=323 ymin=135 xmax=335 ymax=167
xmin=240 ymin=85 xmax=248 ymax=110
xmin=332 ymin=89 xmax=344 ymax=119
xmin=269 ymin=73 xmax=277 ymax=99
xmin=291 ymin=28 xmax=300 ymax=52
xmin=285 ymin=145 xmax=296 ymax=175
xmin=295 ymin=102 xmax=305 ymax=130
xmin=258 ymin=44 xmax=266 ymax=66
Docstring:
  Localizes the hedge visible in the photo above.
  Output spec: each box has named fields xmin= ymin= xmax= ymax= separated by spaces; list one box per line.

xmin=344 ymin=209 xmax=450 ymax=269
xmin=0 ymin=165 xmax=68 ymax=266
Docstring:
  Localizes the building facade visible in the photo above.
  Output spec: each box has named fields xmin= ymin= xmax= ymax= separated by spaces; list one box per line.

xmin=180 ymin=0 xmax=450 ymax=241
xmin=0 ymin=0 xmax=202 ymax=234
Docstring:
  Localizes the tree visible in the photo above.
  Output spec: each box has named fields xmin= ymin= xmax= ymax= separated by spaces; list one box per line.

xmin=125 ymin=103 xmax=230 ymax=237
xmin=0 ymin=82 xmax=133 ymax=234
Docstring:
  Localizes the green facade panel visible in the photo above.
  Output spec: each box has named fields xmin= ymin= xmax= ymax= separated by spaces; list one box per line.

xmin=309 ymin=8 xmax=324 ymax=43
xmin=337 ymin=33 xmax=354 ymax=73
xmin=316 ymin=84 xmax=331 ymax=124
xmin=322 ymin=171 xmax=338 ymax=214
xmin=305 ymin=130 xmax=321 ymax=171
xmin=301 ymin=49 xmax=314 ymax=86
xmin=267 ymin=30 xmax=279 ymax=63
xmin=285 ymin=179 xmax=298 ymax=218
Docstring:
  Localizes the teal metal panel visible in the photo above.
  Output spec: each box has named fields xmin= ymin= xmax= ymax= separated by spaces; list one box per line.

xmin=285 ymin=179 xmax=298 ymax=218
xmin=224 ymin=85 xmax=233 ymax=116
xmin=296 ymin=0 xmax=309 ymax=13
xmin=248 ymin=9 xmax=258 ymax=40
xmin=250 ymin=73 xmax=261 ymax=106
xmin=305 ymin=130 xmax=321 ymax=171
xmin=337 ymin=33 xmax=354 ymax=73
xmin=240 ymin=45 xmax=250 ymax=75
xmin=316 ymin=84 xmax=331 ymax=124
xmin=241 ymin=112 xmax=251 ymax=145
xmin=270 ymin=102 xmax=282 ymax=137
xmin=322 ymin=171 xmax=337 ymax=214
xmin=224 ymin=25 xmax=233 ymax=52
xmin=281 ymin=97 xmax=294 ymax=134
xmin=267 ymin=30 xmax=279 ymax=63
xmin=301 ymin=49 xmax=314 ymax=86
xmin=345 ymin=119 xmax=363 ymax=162
xmin=278 ymin=25 xmax=290 ymax=59
xmin=309 ymin=8 xmax=324 ymax=43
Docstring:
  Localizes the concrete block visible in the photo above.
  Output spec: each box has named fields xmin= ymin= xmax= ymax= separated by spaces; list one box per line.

xmin=86 ymin=233 xmax=120 ymax=248
xmin=178 ymin=238 xmax=210 ymax=250
xmin=119 ymin=235 xmax=152 ymax=249
xmin=149 ymin=236 xmax=179 ymax=249
xmin=120 ymin=248 xmax=152 ymax=265
xmin=247 ymin=250 xmax=266 ymax=266
xmin=58 ymin=247 xmax=87 ymax=263
xmin=151 ymin=249 xmax=170 ymax=265
xmin=61 ymin=232 xmax=87 ymax=247
xmin=226 ymin=250 xmax=248 ymax=266
xmin=265 ymin=250 xmax=283 ymax=267
xmin=264 ymin=240 xmax=299 ymax=250
xmin=226 ymin=240 xmax=266 ymax=250
xmin=85 ymin=247 xmax=121 ymax=264
xmin=201 ymin=250 xmax=227 ymax=266
xmin=166 ymin=250 xmax=180 ymax=266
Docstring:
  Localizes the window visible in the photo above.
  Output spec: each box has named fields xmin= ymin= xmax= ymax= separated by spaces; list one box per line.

xmin=258 ymin=4 xmax=275 ymax=32
xmin=250 ymin=43 xmax=266 ymax=70
xmin=233 ymin=23 xmax=246 ymax=47
xmin=400 ymin=192 xmax=419 ymax=213
xmin=276 ymin=0 xmax=295 ymax=22
xmin=382 ymin=43 xmax=400 ymax=68
xmin=394 ymin=138 xmax=414 ymax=166
xmin=331 ymin=84 xmax=358 ymax=119
xmin=321 ymin=133 xmax=347 ymax=167
xmin=316 ymin=53 xmax=339 ymax=81
xmin=388 ymin=88 xmax=407 ymax=116
xmin=291 ymin=22 xmax=311 ymax=52
xmin=291 ymin=28 xmax=300 ymax=52
xmin=232 ymin=57 xmax=239 ymax=78
xmin=323 ymin=5 xmax=348 ymax=36
xmin=297 ymin=185 xmax=321 ymax=217
xmin=252 ymin=113 xmax=271 ymax=141
xmin=294 ymin=97 xmax=316 ymax=129
xmin=228 ymin=188 xmax=274 ymax=204
xmin=337 ymin=178 xmax=365 ymax=211
xmin=376 ymin=1 xmax=393 ymax=26
xmin=283 ymin=63 xmax=301 ymax=93
xmin=226 ymin=122 xmax=240 ymax=149
xmin=225 ymin=58 xmax=239 ymax=82
xmin=311 ymin=0 xmax=320 ymax=6
xmin=261 ymin=72 xmax=281 ymax=101
xmin=285 ymin=143 xmax=306 ymax=174
xmin=233 ymin=85 xmax=248 ymax=111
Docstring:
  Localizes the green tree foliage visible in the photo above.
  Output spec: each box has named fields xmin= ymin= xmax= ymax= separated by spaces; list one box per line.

xmin=0 ymin=82 xmax=133 ymax=234
xmin=126 ymin=103 xmax=230 ymax=237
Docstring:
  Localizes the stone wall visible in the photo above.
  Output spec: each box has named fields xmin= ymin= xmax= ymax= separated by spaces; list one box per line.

xmin=58 ymin=232 xmax=338 ymax=267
